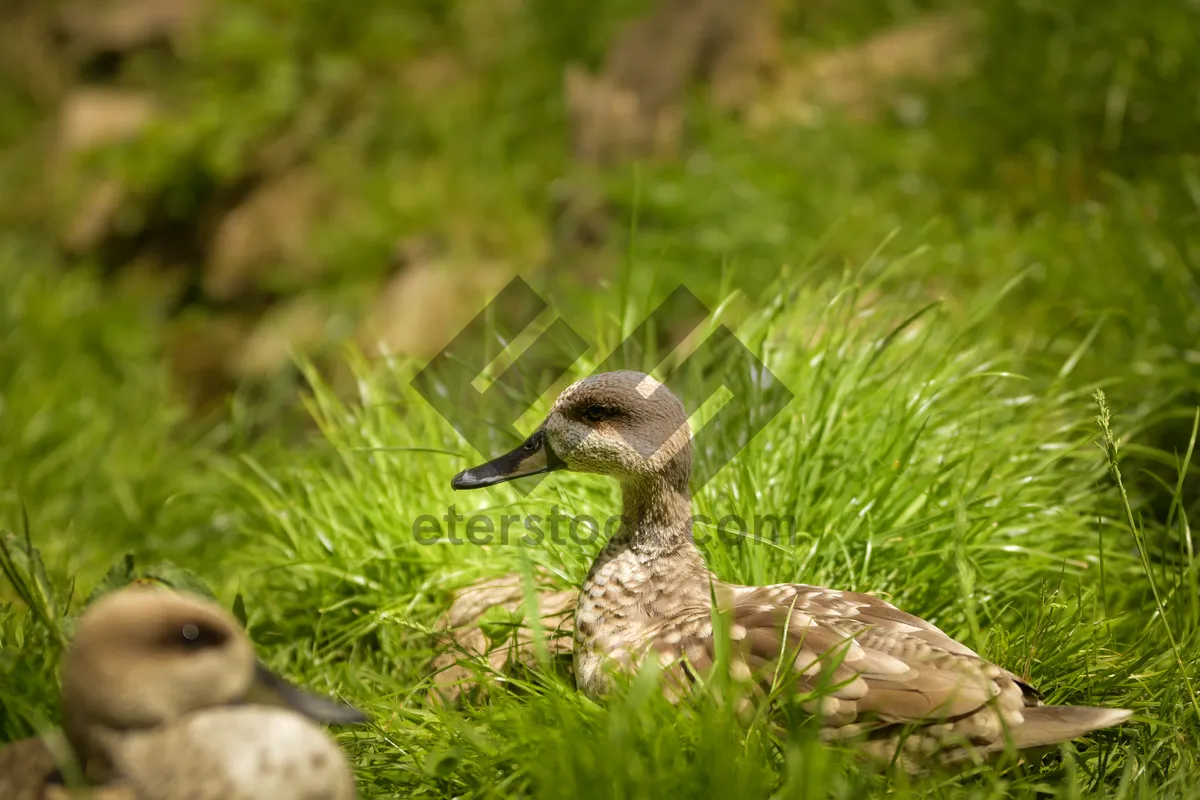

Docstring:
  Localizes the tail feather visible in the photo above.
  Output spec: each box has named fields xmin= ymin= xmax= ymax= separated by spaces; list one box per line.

xmin=1004 ymin=706 xmax=1132 ymax=750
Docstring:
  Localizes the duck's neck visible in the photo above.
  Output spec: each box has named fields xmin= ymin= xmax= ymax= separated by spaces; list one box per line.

xmin=616 ymin=474 xmax=700 ymax=559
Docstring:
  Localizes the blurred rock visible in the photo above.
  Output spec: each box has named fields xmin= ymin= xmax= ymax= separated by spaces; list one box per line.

xmin=430 ymin=571 xmax=576 ymax=704
xmin=56 ymin=0 xmax=207 ymax=58
xmin=53 ymin=89 xmax=161 ymax=254
xmin=565 ymin=0 xmax=778 ymax=167
xmin=0 ymin=1 xmax=68 ymax=102
xmin=356 ymin=252 xmax=510 ymax=360
xmin=390 ymin=234 xmax=443 ymax=270
xmin=749 ymin=10 xmax=980 ymax=128
xmin=60 ymin=180 xmax=127 ymax=255
xmin=704 ymin=0 xmax=780 ymax=114
xmin=228 ymin=297 xmax=331 ymax=380
xmin=205 ymin=168 xmax=329 ymax=303
xmin=57 ymin=88 xmax=160 ymax=154
xmin=565 ymin=66 xmax=683 ymax=167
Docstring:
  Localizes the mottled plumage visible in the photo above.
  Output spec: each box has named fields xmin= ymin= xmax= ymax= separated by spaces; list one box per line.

xmin=452 ymin=370 xmax=1132 ymax=767
xmin=0 ymin=586 xmax=365 ymax=799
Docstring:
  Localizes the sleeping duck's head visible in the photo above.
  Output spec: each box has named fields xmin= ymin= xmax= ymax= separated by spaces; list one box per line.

xmin=452 ymin=370 xmax=692 ymax=490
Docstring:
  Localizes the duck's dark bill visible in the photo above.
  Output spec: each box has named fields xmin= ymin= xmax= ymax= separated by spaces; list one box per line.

xmin=451 ymin=429 xmax=564 ymax=490
xmin=247 ymin=662 xmax=368 ymax=725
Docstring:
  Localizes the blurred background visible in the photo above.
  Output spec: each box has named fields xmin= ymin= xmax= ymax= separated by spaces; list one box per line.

xmin=1 ymin=0 xmax=1199 ymax=558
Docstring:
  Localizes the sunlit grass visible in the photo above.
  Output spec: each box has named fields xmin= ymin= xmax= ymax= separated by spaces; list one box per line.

xmin=2 ymin=221 xmax=1199 ymax=795
xmin=141 ymin=262 xmax=1189 ymax=798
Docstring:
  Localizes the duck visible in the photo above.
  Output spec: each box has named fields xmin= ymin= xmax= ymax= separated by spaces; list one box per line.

xmin=0 ymin=585 xmax=366 ymax=800
xmin=450 ymin=369 xmax=1132 ymax=767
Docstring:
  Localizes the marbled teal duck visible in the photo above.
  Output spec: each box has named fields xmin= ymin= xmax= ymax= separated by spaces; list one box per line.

xmin=0 ymin=585 xmax=365 ymax=799
xmin=451 ymin=370 xmax=1131 ymax=766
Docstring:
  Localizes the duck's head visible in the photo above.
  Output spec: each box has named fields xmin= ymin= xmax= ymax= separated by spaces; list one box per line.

xmin=62 ymin=585 xmax=365 ymax=776
xmin=452 ymin=370 xmax=692 ymax=490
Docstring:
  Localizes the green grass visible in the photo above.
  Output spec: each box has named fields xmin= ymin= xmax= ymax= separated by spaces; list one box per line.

xmin=231 ymin=264 xmax=1199 ymax=798
xmin=4 ymin=251 xmax=1199 ymax=797
xmin=4 ymin=0 xmax=1200 ymax=796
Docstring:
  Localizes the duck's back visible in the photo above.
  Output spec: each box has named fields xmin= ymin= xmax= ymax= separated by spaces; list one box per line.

xmin=0 ymin=737 xmax=59 ymax=800
xmin=114 ymin=707 xmax=356 ymax=800
xmin=641 ymin=580 xmax=1129 ymax=766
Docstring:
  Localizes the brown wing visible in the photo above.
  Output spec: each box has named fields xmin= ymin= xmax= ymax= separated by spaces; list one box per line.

xmin=650 ymin=582 xmax=1039 ymax=732
xmin=0 ymin=737 xmax=57 ymax=800
xmin=429 ymin=570 xmax=576 ymax=704
xmin=0 ymin=734 xmax=134 ymax=800
xmin=728 ymin=583 xmax=984 ymax=658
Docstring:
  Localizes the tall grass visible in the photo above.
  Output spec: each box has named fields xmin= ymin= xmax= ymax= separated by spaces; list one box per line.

xmin=2 ymin=241 xmax=1197 ymax=796
xmin=183 ymin=262 xmax=1194 ymax=798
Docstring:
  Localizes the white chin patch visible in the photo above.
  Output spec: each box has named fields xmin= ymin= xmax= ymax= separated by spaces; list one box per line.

xmin=635 ymin=374 xmax=663 ymax=399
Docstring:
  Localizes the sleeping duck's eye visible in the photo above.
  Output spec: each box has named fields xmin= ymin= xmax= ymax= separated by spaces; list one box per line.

xmin=583 ymin=405 xmax=608 ymax=422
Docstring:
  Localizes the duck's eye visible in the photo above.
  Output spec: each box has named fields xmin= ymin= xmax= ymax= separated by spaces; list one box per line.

xmin=177 ymin=622 xmax=227 ymax=649
xmin=583 ymin=405 xmax=608 ymax=422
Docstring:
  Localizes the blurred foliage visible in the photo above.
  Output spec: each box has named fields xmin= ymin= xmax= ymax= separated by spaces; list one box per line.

xmin=943 ymin=0 xmax=1200 ymax=191
xmin=779 ymin=0 xmax=950 ymax=45
xmin=0 ymin=237 xmax=250 ymax=581
xmin=0 ymin=0 xmax=1195 ymax=509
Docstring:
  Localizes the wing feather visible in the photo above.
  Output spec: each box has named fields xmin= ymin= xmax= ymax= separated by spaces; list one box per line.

xmin=650 ymin=581 xmax=1031 ymax=730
